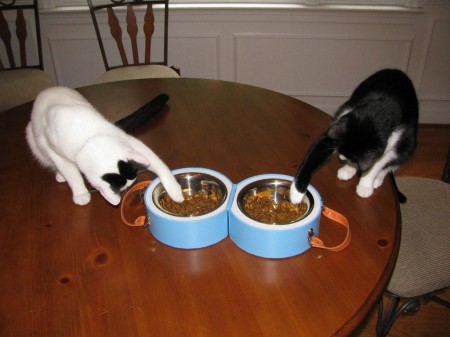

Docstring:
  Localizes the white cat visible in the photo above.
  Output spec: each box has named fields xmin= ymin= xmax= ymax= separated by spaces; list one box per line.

xmin=26 ymin=86 xmax=184 ymax=206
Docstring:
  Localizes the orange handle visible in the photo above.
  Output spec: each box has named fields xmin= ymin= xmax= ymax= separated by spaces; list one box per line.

xmin=308 ymin=206 xmax=351 ymax=251
xmin=120 ymin=181 xmax=151 ymax=227
xmin=121 ymin=183 xmax=351 ymax=253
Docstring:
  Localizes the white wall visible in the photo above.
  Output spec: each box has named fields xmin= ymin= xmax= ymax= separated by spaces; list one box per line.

xmin=38 ymin=3 xmax=450 ymax=123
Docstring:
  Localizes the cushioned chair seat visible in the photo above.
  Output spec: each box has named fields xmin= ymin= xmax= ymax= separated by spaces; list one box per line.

xmin=387 ymin=177 xmax=450 ymax=297
xmin=0 ymin=69 xmax=54 ymax=112
xmin=94 ymin=65 xmax=180 ymax=84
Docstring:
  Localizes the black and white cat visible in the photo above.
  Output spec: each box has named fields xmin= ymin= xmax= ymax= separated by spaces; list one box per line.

xmin=290 ymin=69 xmax=419 ymax=203
xmin=26 ymin=86 xmax=184 ymax=206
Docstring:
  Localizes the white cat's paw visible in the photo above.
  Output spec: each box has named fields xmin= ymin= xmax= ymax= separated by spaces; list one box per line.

xmin=290 ymin=183 xmax=305 ymax=205
xmin=356 ymin=184 xmax=374 ymax=198
xmin=337 ymin=165 xmax=357 ymax=181
xmin=373 ymin=176 xmax=385 ymax=189
xmin=73 ymin=192 xmax=91 ymax=205
xmin=165 ymin=183 xmax=184 ymax=203
xmin=56 ymin=172 xmax=66 ymax=183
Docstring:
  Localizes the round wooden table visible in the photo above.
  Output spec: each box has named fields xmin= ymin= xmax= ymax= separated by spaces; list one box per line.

xmin=0 ymin=78 xmax=400 ymax=337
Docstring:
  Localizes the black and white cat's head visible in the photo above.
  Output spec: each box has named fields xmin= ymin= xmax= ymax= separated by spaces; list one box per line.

xmin=100 ymin=159 xmax=147 ymax=203
xmin=76 ymin=137 xmax=149 ymax=205
xmin=327 ymin=111 xmax=385 ymax=172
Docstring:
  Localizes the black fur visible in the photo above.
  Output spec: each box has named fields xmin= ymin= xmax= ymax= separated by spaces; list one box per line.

xmin=101 ymin=160 xmax=148 ymax=194
xmin=391 ymin=174 xmax=407 ymax=204
xmin=293 ymin=134 xmax=336 ymax=193
xmin=114 ymin=93 xmax=169 ymax=132
xmin=293 ymin=69 xmax=418 ymax=196
xmin=101 ymin=173 xmax=128 ymax=194
xmin=118 ymin=159 xmax=147 ymax=180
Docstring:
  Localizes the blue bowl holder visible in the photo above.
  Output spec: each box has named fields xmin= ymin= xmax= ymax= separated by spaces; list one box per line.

xmin=145 ymin=169 xmax=322 ymax=258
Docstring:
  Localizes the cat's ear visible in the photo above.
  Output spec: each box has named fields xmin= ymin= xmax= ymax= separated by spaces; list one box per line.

xmin=328 ymin=116 xmax=349 ymax=140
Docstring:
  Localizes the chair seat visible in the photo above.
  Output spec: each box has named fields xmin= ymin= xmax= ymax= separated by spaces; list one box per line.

xmin=0 ymin=69 xmax=54 ymax=112
xmin=94 ymin=65 xmax=180 ymax=84
xmin=387 ymin=177 xmax=450 ymax=297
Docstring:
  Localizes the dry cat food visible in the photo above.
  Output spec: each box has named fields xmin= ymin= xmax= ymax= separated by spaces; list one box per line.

xmin=159 ymin=191 xmax=220 ymax=216
xmin=243 ymin=195 xmax=308 ymax=224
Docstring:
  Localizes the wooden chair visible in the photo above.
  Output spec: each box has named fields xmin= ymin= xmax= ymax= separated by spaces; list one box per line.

xmin=87 ymin=0 xmax=180 ymax=84
xmin=0 ymin=0 xmax=53 ymax=112
xmin=376 ymin=153 xmax=450 ymax=336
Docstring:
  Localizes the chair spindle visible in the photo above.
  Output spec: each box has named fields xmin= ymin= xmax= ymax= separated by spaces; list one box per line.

xmin=143 ymin=4 xmax=154 ymax=64
xmin=107 ymin=7 xmax=128 ymax=66
xmin=16 ymin=8 xmax=27 ymax=68
xmin=0 ymin=11 xmax=15 ymax=69
xmin=126 ymin=5 xmax=139 ymax=65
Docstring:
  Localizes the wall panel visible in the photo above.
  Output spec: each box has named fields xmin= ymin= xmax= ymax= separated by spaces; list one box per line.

xmin=235 ymin=34 xmax=412 ymax=96
xmin=38 ymin=5 xmax=450 ymax=123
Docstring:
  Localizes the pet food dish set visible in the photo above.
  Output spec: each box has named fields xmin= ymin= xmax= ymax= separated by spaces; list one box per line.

xmin=145 ymin=168 xmax=233 ymax=250
xmin=229 ymin=174 xmax=322 ymax=258
xmin=144 ymin=167 xmax=324 ymax=258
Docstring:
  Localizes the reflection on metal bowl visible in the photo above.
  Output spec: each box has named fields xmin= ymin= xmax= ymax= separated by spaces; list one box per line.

xmin=144 ymin=167 xmax=233 ymax=249
xmin=153 ymin=172 xmax=228 ymax=217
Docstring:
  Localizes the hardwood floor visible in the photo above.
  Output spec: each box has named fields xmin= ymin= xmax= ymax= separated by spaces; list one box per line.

xmin=353 ymin=124 xmax=450 ymax=337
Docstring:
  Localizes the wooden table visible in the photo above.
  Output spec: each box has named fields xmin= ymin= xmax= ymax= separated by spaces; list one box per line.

xmin=0 ymin=78 xmax=400 ymax=337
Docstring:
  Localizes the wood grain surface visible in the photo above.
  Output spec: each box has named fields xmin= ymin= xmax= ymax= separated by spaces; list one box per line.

xmin=0 ymin=78 xmax=402 ymax=337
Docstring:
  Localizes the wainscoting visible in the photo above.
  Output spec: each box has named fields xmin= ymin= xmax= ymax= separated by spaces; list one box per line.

xmin=37 ymin=3 xmax=450 ymax=123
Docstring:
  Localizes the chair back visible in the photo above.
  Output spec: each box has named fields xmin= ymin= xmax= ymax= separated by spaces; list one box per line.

xmin=0 ymin=0 xmax=44 ymax=71
xmin=87 ymin=0 xmax=172 ymax=72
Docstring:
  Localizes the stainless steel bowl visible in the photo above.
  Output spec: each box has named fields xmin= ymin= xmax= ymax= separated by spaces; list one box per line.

xmin=152 ymin=172 xmax=228 ymax=217
xmin=237 ymin=178 xmax=314 ymax=225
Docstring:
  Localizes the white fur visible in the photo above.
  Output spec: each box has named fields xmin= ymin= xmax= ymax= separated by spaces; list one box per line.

xmin=338 ymin=129 xmax=404 ymax=198
xmin=26 ymin=86 xmax=183 ymax=206
xmin=335 ymin=106 xmax=353 ymax=120
xmin=290 ymin=183 xmax=305 ymax=204
xmin=337 ymin=163 xmax=357 ymax=181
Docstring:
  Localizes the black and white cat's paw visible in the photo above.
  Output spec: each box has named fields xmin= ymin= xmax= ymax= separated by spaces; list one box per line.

xmin=357 ymin=176 xmax=386 ymax=198
xmin=356 ymin=184 xmax=374 ymax=198
xmin=373 ymin=176 xmax=384 ymax=189
xmin=290 ymin=183 xmax=306 ymax=205
xmin=373 ymin=170 xmax=391 ymax=189
xmin=73 ymin=191 xmax=91 ymax=205
xmin=337 ymin=164 xmax=357 ymax=181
